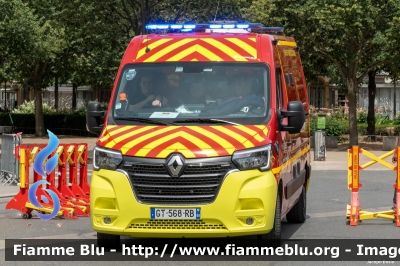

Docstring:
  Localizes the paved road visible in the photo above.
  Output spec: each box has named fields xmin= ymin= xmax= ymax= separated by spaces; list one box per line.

xmin=0 ymin=169 xmax=398 ymax=266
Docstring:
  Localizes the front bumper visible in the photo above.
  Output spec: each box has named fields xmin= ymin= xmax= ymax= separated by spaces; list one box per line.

xmin=90 ymin=169 xmax=278 ymax=238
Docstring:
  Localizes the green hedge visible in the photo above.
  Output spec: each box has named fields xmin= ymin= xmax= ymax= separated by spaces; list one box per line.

xmin=310 ymin=117 xmax=348 ymax=136
xmin=357 ymin=124 xmax=400 ymax=136
xmin=310 ymin=116 xmax=400 ymax=137
xmin=0 ymin=113 xmax=96 ymax=137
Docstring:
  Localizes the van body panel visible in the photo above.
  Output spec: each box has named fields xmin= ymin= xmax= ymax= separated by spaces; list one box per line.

xmin=97 ymin=125 xmax=269 ymax=158
xmin=131 ymin=34 xmax=259 ymax=63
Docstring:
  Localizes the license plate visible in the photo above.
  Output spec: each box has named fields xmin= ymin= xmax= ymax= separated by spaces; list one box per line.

xmin=150 ymin=208 xmax=200 ymax=219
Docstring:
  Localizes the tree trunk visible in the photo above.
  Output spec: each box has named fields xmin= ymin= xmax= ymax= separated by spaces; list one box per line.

xmin=99 ymin=86 xmax=103 ymax=102
xmin=55 ymin=74 xmax=59 ymax=110
xmin=23 ymin=80 xmax=29 ymax=102
xmin=347 ymin=78 xmax=358 ymax=147
xmin=367 ymin=71 xmax=376 ymax=135
xmin=141 ymin=0 xmax=146 ymax=34
xmin=72 ymin=83 xmax=77 ymax=110
xmin=4 ymin=81 xmax=7 ymax=110
xmin=34 ymin=86 xmax=46 ymax=137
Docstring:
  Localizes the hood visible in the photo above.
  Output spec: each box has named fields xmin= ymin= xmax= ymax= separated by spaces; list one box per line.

xmin=97 ymin=125 xmax=270 ymax=159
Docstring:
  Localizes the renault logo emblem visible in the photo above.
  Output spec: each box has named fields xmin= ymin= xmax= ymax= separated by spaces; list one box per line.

xmin=167 ymin=155 xmax=184 ymax=177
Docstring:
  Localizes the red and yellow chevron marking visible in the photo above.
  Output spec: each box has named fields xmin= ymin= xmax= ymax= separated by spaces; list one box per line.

xmin=97 ymin=125 xmax=269 ymax=158
xmin=134 ymin=37 xmax=258 ymax=62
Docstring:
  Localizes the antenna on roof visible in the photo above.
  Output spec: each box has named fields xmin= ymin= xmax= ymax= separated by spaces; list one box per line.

xmin=145 ymin=26 xmax=151 ymax=53
xmin=145 ymin=37 xmax=150 ymax=53
xmin=214 ymin=0 xmax=220 ymax=22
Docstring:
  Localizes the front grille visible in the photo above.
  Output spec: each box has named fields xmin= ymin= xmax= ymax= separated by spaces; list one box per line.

xmin=128 ymin=219 xmax=226 ymax=230
xmin=122 ymin=157 xmax=235 ymax=205
xmin=131 ymin=164 xmax=166 ymax=175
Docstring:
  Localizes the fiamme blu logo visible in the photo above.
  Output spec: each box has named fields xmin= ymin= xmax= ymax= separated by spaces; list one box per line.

xmin=28 ymin=130 xmax=61 ymax=220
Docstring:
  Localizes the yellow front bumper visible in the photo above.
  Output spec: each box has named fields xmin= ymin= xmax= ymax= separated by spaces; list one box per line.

xmin=90 ymin=169 xmax=278 ymax=238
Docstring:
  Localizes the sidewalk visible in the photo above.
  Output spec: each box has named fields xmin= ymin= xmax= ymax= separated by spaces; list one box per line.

xmin=312 ymin=141 xmax=394 ymax=171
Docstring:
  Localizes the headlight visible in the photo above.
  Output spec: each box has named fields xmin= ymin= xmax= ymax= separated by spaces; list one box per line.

xmin=93 ymin=146 xmax=123 ymax=171
xmin=232 ymin=145 xmax=272 ymax=171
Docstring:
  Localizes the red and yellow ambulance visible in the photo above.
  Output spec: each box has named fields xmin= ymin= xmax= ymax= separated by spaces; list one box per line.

xmin=86 ymin=23 xmax=310 ymax=247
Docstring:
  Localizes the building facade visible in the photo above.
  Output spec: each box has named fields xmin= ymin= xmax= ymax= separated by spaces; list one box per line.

xmin=0 ymin=83 xmax=112 ymax=111
xmin=307 ymin=74 xmax=399 ymax=119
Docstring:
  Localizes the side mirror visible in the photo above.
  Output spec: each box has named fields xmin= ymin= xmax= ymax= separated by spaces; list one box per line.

xmin=86 ymin=101 xmax=105 ymax=134
xmin=280 ymin=101 xmax=305 ymax=134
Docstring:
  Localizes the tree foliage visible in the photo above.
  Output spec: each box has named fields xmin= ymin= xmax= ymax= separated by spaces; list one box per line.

xmin=262 ymin=0 xmax=400 ymax=146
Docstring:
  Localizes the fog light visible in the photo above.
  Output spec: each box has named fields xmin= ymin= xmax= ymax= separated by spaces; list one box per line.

xmin=246 ymin=217 xmax=254 ymax=225
xmin=104 ymin=217 xmax=111 ymax=224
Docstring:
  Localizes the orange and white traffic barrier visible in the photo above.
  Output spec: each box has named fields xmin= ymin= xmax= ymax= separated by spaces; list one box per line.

xmin=346 ymin=146 xmax=400 ymax=226
xmin=6 ymin=143 xmax=90 ymax=219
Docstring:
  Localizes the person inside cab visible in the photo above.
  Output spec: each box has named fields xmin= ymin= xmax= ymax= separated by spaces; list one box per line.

xmin=184 ymin=78 xmax=213 ymax=104
xmin=232 ymin=74 xmax=262 ymax=98
xmin=207 ymin=76 xmax=230 ymax=100
xmin=123 ymin=73 xmax=168 ymax=110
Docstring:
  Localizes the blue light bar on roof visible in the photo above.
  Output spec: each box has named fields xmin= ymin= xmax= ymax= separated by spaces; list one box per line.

xmin=222 ymin=24 xmax=235 ymax=29
xmin=145 ymin=23 xmax=283 ymax=33
xmin=146 ymin=25 xmax=158 ymax=30
xmin=170 ymin=25 xmax=183 ymax=29
xmin=157 ymin=25 xmax=169 ymax=29
xmin=145 ymin=23 xmax=253 ymax=30
xmin=184 ymin=25 xmax=196 ymax=29
xmin=261 ymin=27 xmax=284 ymax=33
xmin=210 ymin=24 xmax=222 ymax=29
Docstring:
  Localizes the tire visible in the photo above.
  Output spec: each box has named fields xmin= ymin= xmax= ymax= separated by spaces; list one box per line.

xmin=258 ymin=192 xmax=281 ymax=247
xmin=286 ymin=186 xmax=306 ymax=223
xmin=97 ymin=232 xmax=120 ymax=249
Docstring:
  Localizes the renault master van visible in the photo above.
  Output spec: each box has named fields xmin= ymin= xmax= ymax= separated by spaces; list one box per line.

xmin=86 ymin=22 xmax=310 ymax=248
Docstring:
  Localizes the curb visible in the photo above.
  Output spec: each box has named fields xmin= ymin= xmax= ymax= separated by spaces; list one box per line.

xmin=0 ymin=194 xmax=15 ymax=199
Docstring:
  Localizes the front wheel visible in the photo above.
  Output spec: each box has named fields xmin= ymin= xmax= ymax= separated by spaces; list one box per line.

xmin=286 ymin=186 xmax=307 ymax=223
xmin=97 ymin=232 xmax=120 ymax=249
xmin=258 ymin=192 xmax=281 ymax=247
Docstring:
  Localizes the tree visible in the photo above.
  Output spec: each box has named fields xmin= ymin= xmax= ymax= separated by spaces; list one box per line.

xmin=367 ymin=69 xmax=377 ymax=135
xmin=262 ymin=0 xmax=400 ymax=146
xmin=385 ymin=55 xmax=400 ymax=119
xmin=59 ymin=0 xmax=127 ymax=106
xmin=13 ymin=0 xmax=68 ymax=136
xmin=97 ymin=0 xmax=246 ymax=37
xmin=0 ymin=0 xmax=36 ymax=109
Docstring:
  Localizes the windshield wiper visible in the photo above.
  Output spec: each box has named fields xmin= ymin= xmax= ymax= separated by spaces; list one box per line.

xmin=115 ymin=117 xmax=178 ymax=126
xmin=172 ymin=118 xmax=241 ymax=125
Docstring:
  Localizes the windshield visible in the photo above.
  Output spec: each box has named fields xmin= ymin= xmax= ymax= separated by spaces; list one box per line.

xmin=110 ymin=63 xmax=270 ymax=125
